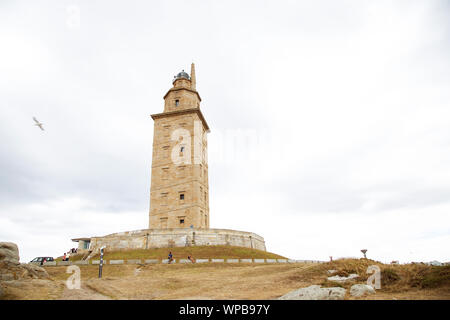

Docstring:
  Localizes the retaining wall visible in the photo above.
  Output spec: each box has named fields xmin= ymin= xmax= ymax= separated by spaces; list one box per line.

xmin=45 ymin=259 xmax=324 ymax=266
xmin=84 ymin=228 xmax=266 ymax=253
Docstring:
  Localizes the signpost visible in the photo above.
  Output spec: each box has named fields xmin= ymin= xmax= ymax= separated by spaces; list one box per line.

xmin=98 ymin=246 xmax=106 ymax=278
xmin=361 ymin=249 xmax=368 ymax=259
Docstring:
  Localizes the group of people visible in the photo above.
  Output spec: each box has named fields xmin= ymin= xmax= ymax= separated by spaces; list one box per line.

xmin=167 ymin=252 xmax=195 ymax=264
xmin=62 ymin=252 xmax=70 ymax=261
xmin=62 ymin=248 xmax=77 ymax=261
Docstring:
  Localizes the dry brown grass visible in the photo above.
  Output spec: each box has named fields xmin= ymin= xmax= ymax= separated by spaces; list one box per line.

xmin=82 ymin=263 xmax=317 ymax=300
xmin=0 ymin=279 xmax=65 ymax=300
xmin=3 ymin=257 xmax=449 ymax=300
xmin=27 ymin=263 xmax=318 ymax=300
xmin=80 ymin=245 xmax=287 ymax=261
xmin=306 ymin=258 xmax=450 ymax=295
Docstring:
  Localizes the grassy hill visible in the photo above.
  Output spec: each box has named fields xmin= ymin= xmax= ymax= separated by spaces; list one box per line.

xmin=3 ymin=258 xmax=449 ymax=299
xmin=63 ymin=245 xmax=287 ymax=262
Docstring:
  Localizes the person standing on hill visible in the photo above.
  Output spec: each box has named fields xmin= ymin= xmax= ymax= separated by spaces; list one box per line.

xmin=168 ymin=252 xmax=173 ymax=264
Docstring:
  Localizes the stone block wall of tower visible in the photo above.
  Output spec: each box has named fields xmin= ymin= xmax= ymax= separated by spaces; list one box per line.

xmin=164 ymin=84 xmax=200 ymax=113
xmin=149 ymin=65 xmax=210 ymax=230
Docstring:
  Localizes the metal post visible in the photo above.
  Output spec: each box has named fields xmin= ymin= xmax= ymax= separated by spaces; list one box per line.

xmin=98 ymin=246 xmax=105 ymax=278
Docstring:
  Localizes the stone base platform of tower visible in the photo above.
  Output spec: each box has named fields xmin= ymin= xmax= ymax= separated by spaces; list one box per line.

xmin=73 ymin=228 xmax=266 ymax=255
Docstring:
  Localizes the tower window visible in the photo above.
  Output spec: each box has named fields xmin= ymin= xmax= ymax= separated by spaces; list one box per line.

xmin=160 ymin=193 xmax=168 ymax=206
xmin=162 ymin=167 xmax=169 ymax=179
xmin=180 ymin=146 xmax=185 ymax=153
xmin=180 ymin=193 xmax=184 ymax=200
xmin=162 ymin=145 xmax=170 ymax=158
xmin=180 ymin=219 xmax=185 ymax=224
xmin=160 ymin=217 xmax=168 ymax=228
xmin=163 ymin=125 xmax=170 ymax=137
xmin=175 ymin=100 xmax=179 ymax=106
xmin=177 ymin=166 xmax=186 ymax=178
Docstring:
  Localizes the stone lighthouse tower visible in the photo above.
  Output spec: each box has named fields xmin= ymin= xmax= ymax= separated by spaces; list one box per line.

xmin=149 ymin=63 xmax=210 ymax=229
xmin=71 ymin=64 xmax=266 ymax=252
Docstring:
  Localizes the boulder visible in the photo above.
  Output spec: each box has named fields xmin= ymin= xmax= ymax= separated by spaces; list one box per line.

xmin=0 ymin=266 xmax=16 ymax=281
xmin=20 ymin=263 xmax=49 ymax=279
xmin=0 ymin=242 xmax=48 ymax=282
xmin=278 ymin=285 xmax=346 ymax=300
xmin=0 ymin=242 xmax=20 ymax=265
xmin=350 ymin=284 xmax=376 ymax=297
xmin=327 ymin=273 xmax=359 ymax=282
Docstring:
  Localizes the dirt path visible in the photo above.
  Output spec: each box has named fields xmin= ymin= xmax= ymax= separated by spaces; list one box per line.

xmin=77 ymin=263 xmax=318 ymax=300
xmin=58 ymin=282 xmax=112 ymax=300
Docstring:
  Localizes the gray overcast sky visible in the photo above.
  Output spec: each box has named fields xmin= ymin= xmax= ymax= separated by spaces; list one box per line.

xmin=1 ymin=0 xmax=449 ymax=263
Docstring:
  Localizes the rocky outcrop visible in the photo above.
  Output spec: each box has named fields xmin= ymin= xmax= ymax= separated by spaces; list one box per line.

xmin=327 ymin=273 xmax=359 ymax=282
xmin=350 ymin=284 xmax=376 ymax=297
xmin=0 ymin=242 xmax=20 ymax=265
xmin=20 ymin=263 xmax=50 ymax=279
xmin=0 ymin=242 xmax=48 ymax=282
xmin=278 ymin=285 xmax=346 ymax=300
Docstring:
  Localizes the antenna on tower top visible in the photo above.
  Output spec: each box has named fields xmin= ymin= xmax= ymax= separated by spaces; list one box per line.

xmin=190 ymin=62 xmax=196 ymax=91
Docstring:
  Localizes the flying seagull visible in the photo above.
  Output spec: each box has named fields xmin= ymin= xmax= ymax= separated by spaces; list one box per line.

xmin=33 ymin=117 xmax=44 ymax=131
